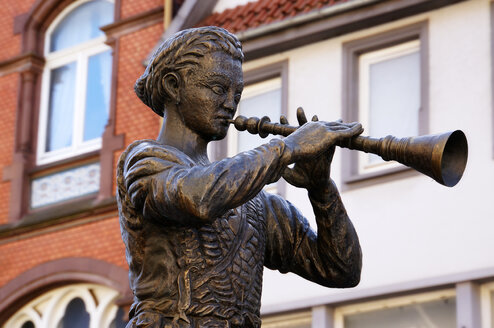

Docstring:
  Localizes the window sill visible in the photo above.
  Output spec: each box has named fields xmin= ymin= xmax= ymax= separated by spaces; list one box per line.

xmin=0 ymin=195 xmax=117 ymax=239
xmin=29 ymin=150 xmax=100 ymax=175
xmin=342 ymin=165 xmax=419 ymax=191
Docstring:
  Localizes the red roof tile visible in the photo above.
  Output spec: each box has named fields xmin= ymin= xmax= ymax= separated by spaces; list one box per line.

xmin=198 ymin=0 xmax=349 ymax=34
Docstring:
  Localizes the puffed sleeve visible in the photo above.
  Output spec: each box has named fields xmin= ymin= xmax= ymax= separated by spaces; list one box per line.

xmin=118 ymin=139 xmax=293 ymax=226
xmin=262 ymin=189 xmax=361 ymax=288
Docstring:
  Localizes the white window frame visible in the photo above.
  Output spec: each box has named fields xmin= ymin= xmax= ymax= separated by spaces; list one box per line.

xmin=37 ymin=0 xmax=113 ymax=165
xmin=334 ymin=289 xmax=456 ymax=328
xmin=481 ymin=282 xmax=494 ymax=328
xmin=261 ymin=310 xmax=312 ymax=328
xmin=357 ymin=39 xmax=421 ymax=175
xmin=342 ymin=22 xmax=428 ymax=188
xmin=3 ymin=284 xmax=121 ymax=328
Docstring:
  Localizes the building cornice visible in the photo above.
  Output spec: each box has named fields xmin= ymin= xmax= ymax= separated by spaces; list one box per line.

xmin=101 ymin=6 xmax=164 ymax=43
xmin=145 ymin=0 xmax=219 ymax=64
xmin=234 ymin=0 xmax=467 ymax=60
xmin=0 ymin=197 xmax=118 ymax=242
xmin=0 ymin=52 xmax=44 ymax=77
xmin=262 ymin=266 xmax=494 ymax=315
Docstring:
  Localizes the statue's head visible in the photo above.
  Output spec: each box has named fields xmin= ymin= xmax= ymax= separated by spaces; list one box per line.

xmin=135 ymin=26 xmax=244 ymax=117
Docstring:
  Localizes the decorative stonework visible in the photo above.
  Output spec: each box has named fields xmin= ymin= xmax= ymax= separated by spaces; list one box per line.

xmin=30 ymin=163 xmax=100 ymax=208
xmin=3 ymin=284 xmax=122 ymax=328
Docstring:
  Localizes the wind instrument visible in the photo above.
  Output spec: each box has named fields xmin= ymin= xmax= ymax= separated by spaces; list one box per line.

xmin=228 ymin=115 xmax=468 ymax=187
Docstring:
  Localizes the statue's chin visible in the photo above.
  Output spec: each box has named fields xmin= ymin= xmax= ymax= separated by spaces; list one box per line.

xmin=210 ymin=133 xmax=226 ymax=141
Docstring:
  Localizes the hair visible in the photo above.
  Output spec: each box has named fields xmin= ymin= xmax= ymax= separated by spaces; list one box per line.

xmin=134 ymin=26 xmax=244 ymax=116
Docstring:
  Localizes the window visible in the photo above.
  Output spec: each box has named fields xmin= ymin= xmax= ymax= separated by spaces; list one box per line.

xmin=227 ymin=77 xmax=282 ymax=156
xmin=334 ymin=290 xmax=456 ymax=328
xmin=37 ymin=0 xmax=114 ymax=165
xmin=481 ymin=282 xmax=494 ymax=327
xmin=4 ymin=284 xmax=127 ymax=328
xmin=357 ymin=40 xmax=420 ymax=175
xmin=342 ymin=22 xmax=428 ymax=185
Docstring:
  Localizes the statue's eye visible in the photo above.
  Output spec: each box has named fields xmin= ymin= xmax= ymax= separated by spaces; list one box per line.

xmin=234 ymin=94 xmax=241 ymax=103
xmin=211 ymin=85 xmax=225 ymax=95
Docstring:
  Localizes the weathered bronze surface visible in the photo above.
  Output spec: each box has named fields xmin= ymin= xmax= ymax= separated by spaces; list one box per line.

xmin=116 ymin=25 xmax=472 ymax=328
xmin=230 ymin=112 xmax=468 ymax=187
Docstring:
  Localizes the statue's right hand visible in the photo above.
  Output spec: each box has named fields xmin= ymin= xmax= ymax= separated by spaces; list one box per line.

xmin=283 ymin=120 xmax=363 ymax=162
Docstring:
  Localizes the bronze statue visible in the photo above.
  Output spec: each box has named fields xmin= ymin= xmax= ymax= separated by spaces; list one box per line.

xmin=116 ymin=26 xmax=363 ymax=328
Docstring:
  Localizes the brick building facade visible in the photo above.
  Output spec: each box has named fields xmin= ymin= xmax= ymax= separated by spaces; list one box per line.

xmin=0 ymin=0 xmax=182 ymax=326
xmin=1 ymin=0 xmax=493 ymax=327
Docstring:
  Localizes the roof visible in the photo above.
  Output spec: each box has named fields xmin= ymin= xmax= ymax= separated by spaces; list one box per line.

xmin=198 ymin=0 xmax=349 ymax=33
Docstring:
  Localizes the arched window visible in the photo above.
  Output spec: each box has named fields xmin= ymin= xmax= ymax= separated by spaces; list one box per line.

xmin=4 ymin=284 xmax=126 ymax=328
xmin=37 ymin=0 xmax=114 ymax=165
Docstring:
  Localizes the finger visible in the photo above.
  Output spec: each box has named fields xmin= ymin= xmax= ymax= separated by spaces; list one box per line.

xmin=327 ymin=121 xmax=359 ymax=129
xmin=311 ymin=115 xmax=319 ymax=122
xmin=336 ymin=123 xmax=364 ymax=138
xmin=296 ymin=107 xmax=308 ymax=126
xmin=280 ymin=115 xmax=289 ymax=125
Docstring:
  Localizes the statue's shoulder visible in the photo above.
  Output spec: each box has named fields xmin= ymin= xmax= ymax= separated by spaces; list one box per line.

xmin=119 ymin=139 xmax=191 ymax=167
xmin=116 ymin=140 xmax=193 ymax=185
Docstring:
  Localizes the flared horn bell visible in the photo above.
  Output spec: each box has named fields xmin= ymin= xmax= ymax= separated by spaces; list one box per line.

xmin=397 ymin=130 xmax=468 ymax=187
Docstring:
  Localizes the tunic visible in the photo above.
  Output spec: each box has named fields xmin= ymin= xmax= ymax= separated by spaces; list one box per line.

xmin=117 ymin=139 xmax=361 ymax=328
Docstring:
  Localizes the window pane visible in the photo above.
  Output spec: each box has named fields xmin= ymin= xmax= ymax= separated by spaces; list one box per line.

xmin=344 ymin=297 xmax=456 ymax=328
xmin=109 ymin=307 xmax=127 ymax=328
xmin=57 ymin=298 xmax=90 ymax=328
xmin=84 ymin=50 xmax=111 ymax=141
xmin=360 ymin=42 xmax=421 ymax=168
xmin=50 ymin=0 xmax=114 ymax=52
xmin=21 ymin=321 xmax=35 ymax=328
xmin=237 ymin=87 xmax=281 ymax=153
xmin=368 ymin=51 xmax=420 ymax=138
xmin=46 ymin=62 xmax=76 ymax=152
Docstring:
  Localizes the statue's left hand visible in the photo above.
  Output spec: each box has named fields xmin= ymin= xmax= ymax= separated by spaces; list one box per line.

xmin=281 ymin=108 xmax=331 ymax=191
xmin=281 ymin=108 xmax=361 ymax=200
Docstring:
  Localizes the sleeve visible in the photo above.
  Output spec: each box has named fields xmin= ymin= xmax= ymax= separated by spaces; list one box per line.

xmin=120 ymin=139 xmax=293 ymax=225
xmin=262 ymin=187 xmax=362 ymax=288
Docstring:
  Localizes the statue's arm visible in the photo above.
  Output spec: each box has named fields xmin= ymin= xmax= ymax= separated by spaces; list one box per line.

xmin=263 ymin=186 xmax=362 ymax=288
xmin=121 ymin=140 xmax=291 ymax=224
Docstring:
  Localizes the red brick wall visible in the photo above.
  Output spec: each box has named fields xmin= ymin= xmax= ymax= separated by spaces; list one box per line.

xmin=113 ymin=22 xmax=163 ymax=192
xmin=0 ymin=74 xmax=18 ymax=225
xmin=0 ymin=0 xmax=35 ymax=224
xmin=115 ymin=23 xmax=163 ymax=145
xmin=0 ymin=215 xmax=127 ymax=287
xmin=0 ymin=0 xmax=164 ymax=300
xmin=120 ymin=0 xmax=162 ymax=19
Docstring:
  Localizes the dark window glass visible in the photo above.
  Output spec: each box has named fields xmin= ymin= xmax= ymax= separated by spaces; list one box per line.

xmin=109 ymin=307 xmax=127 ymax=328
xmin=57 ymin=297 xmax=90 ymax=328
xmin=21 ymin=321 xmax=35 ymax=328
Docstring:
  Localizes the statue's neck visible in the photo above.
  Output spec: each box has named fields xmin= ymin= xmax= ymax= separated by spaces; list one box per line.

xmin=156 ymin=110 xmax=210 ymax=165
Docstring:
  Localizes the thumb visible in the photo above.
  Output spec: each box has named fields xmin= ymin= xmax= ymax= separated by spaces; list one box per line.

xmin=282 ymin=166 xmax=307 ymax=188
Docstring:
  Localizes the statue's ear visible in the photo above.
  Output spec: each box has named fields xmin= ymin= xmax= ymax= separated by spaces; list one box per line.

xmin=162 ymin=72 xmax=181 ymax=105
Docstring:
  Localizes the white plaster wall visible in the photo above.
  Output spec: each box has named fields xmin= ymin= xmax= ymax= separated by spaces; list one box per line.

xmin=245 ymin=0 xmax=494 ymax=309
xmin=213 ymin=0 xmax=254 ymax=13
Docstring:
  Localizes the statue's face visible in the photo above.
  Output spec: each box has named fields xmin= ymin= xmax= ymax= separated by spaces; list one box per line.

xmin=179 ymin=51 xmax=244 ymax=141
